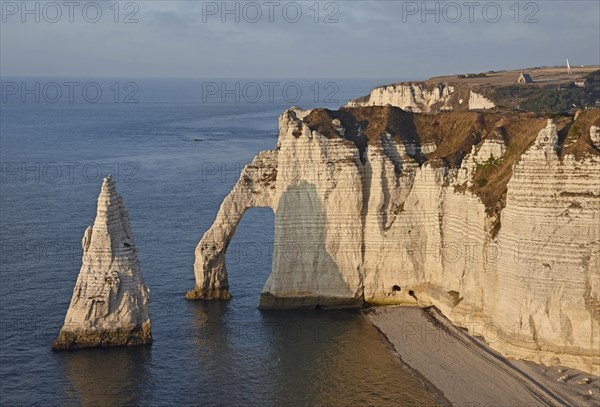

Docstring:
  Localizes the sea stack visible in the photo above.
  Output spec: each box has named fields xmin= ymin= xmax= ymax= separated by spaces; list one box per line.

xmin=52 ymin=175 xmax=151 ymax=350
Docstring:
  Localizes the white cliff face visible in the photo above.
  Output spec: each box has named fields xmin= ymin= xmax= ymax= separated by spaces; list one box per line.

xmin=347 ymin=83 xmax=456 ymax=112
xmin=190 ymin=108 xmax=600 ymax=374
xmin=455 ymin=137 xmax=506 ymax=187
xmin=264 ymin=110 xmax=365 ymax=307
xmin=53 ymin=175 xmax=151 ymax=349
xmin=591 ymin=125 xmax=600 ymax=149
xmin=187 ymin=110 xmax=363 ymax=307
xmin=468 ymin=91 xmax=496 ymax=110
xmin=488 ymin=121 xmax=600 ymax=373
xmin=347 ymin=83 xmax=496 ymax=112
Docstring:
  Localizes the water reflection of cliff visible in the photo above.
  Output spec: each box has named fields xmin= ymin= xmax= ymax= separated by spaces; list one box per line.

xmin=191 ymin=301 xmax=234 ymax=371
xmin=260 ymin=310 xmax=441 ymax=407
xmin=58 ymin=347 xmax=151 ymax=405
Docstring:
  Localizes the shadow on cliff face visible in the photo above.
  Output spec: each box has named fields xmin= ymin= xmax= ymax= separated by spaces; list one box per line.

xmin=56 ymin=346 xmax=151 ymax=405
xmin=263 ymin=182 xmax=360 ymax=308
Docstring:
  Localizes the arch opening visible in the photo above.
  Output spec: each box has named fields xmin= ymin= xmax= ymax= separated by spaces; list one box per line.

xmin=225 ymin=207 xmax=275 ymax=303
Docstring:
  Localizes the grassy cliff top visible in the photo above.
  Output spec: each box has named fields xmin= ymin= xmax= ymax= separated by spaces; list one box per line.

xmin=357 ymin=67 xmax=600 ymax=113
xmin=424 ymin=65 xmax=599 ymax=87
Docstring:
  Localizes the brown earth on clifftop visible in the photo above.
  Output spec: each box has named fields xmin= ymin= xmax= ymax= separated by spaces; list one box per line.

xmin=303 ymin=106 xmax=600 ymax=215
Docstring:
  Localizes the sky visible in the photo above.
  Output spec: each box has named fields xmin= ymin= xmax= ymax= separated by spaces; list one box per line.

xmin=1 ymin=0 xmax=599 ymax=79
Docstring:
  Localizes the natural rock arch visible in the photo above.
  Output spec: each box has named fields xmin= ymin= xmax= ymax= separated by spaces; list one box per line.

xmin=186 ymin=106 xmax=600 ymax=374
xmin=185 ymin=150 xmax=278 ymax=300
xmin=186 ymin=108 xmax=365 ymax=308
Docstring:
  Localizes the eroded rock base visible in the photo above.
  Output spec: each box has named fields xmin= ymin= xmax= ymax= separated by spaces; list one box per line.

xmin=52 ymin=321 xmax=152 ymax=350
xmin=185 ymin=288 xmax=232 ymax=301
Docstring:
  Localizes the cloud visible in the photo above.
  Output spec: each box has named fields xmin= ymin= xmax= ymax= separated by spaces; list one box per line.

xmin=1 ymin=0 xmax=598 ymax=79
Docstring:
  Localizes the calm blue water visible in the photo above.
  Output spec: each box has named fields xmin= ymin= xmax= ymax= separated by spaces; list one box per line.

xmin=0 ymin=78 xmax=439 ymax=406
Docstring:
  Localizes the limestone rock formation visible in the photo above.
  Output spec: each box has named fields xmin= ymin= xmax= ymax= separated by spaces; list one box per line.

xmin=189 ymin=105 xmax=600 ymax=375
xmin=347 ymin=83 xmax=457 ymax=112
xmin=468 ymin=91 xmax=495 ymax=110
xmin=52 ymin=175 xmax=151 ymax=350
xmin=186 ymin=150 xmax=278 ymax=301
xmin=347 ymin=68 xmax=599 ymax=113
xmin=347 ymin=82 xmax=496 ymax=112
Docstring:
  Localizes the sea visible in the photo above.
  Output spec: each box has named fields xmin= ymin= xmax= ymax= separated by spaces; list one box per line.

xmin=0 ymin=77 xmax=440 ymax=406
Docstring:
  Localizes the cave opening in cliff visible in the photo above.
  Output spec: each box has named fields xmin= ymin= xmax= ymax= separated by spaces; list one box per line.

xmin=392 ymin=285 xmax=401 ymax=292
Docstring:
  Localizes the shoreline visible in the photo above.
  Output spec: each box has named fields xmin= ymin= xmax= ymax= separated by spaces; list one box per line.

xmin=365 ymin=306 xmax=599 ymax=407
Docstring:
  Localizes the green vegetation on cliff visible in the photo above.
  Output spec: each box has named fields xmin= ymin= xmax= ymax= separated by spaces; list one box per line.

xmin=492 ymin=70 xmax=600 ymax=113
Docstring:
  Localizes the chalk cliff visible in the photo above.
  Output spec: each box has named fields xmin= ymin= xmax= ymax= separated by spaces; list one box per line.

xmin=347 ymin=82 xmax=495 ymax=112
xmin=347 ymin=68 xmax=599 ymax=113
xmin=188 ymin=106 xmax=600 ymax=375
xmin=53 ymin=175 xmax=151 ymax=349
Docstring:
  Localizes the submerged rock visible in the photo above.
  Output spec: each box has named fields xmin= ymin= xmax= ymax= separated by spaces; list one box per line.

xmin=52 ymin=175 xmax=151 ymax=350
